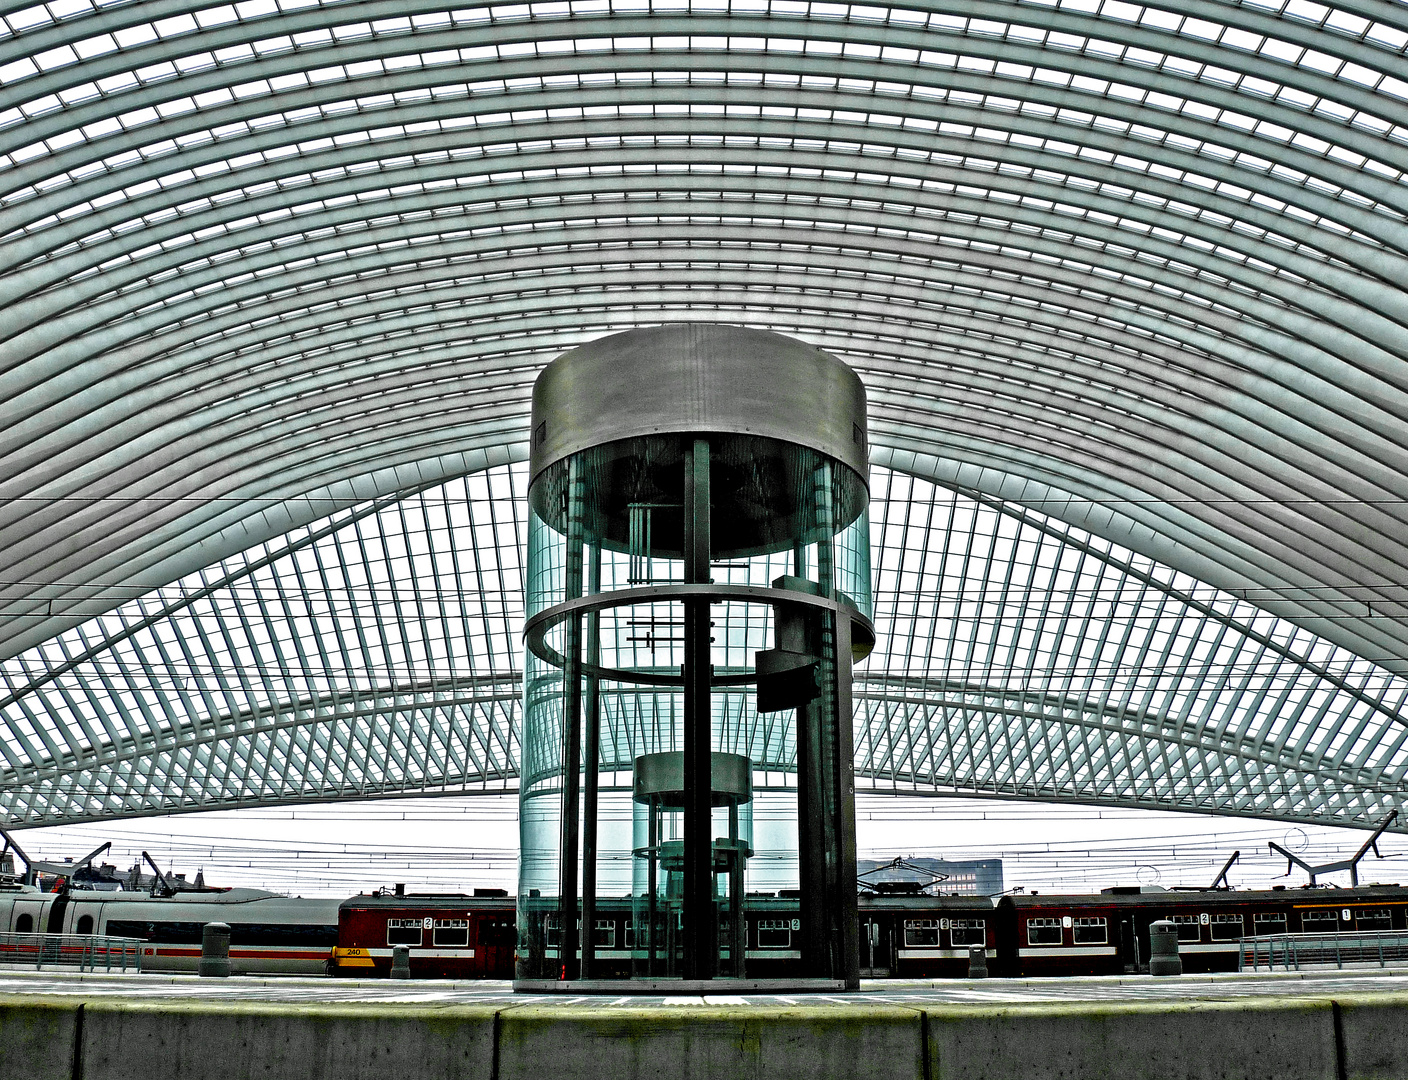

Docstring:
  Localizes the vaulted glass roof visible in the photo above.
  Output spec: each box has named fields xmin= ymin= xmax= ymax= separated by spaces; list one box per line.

xmin=4 ymin=463 xmax=1406 ymax=828
xmin=3 ymin=0 xmax=1408 ymax=830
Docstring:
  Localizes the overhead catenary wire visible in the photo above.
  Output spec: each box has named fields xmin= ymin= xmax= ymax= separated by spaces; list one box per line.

xmin=14 ymin=795 xmax=1406 ymax=897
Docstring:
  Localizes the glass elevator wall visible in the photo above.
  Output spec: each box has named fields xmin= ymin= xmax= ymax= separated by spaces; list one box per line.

xmin=519 ymin=432 xmax=871 ymax=984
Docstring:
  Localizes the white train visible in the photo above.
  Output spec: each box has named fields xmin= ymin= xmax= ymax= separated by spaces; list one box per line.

xmin=0 ymin=883 xmax=340 ymax=974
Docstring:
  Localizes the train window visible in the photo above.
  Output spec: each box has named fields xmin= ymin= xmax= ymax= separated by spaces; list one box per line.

xmin=950 ymin=919 xmax=985 ymax=946
xmin=904 ymin=920 xmax=939 ymax=947
xmin=1253 ymin=912 xmax=1288 ymax=935
xmin=757 ymin=919 xmax=794 ymax=949
xmin=593 ymin=919 xmax=615 ymax=948
xmin=238 ymin=924 xmax=338 ymax=946
xmin=15 ymin=914 xmax=31 ymax=933
xmin=545 ymin=915 xmax=562 ymax=947
xmin=1301 ymin=909 xmax=1337 ymax=932
xmin=387 ymin=919 xmax=423 ymax=947
xmin=104 ymin=920 xmax=336 ymax=946
xmin=1167 ymin=916 xmax=1201 ymax=942
xmin=432 ymin=919 xmax=469 ymax=947
xmin=1357 ymin=909 xmax=1393 ymax=930
xmin=76 ymin=915 xmax=94 ymax=935
xmin=1027 ymin=918 xmax=1063 ymax=945
xmin=1209 ymin=914 xmax=1243 ymax=941
xmin=1072 ymin=917 xmax=1107 ymax=945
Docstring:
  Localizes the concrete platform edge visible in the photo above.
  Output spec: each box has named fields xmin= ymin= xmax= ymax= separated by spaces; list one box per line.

xmin=3 ymin=992 xmax=1408 ymax=1080
xmin=513 ymin=976 xmax=847 ymax=994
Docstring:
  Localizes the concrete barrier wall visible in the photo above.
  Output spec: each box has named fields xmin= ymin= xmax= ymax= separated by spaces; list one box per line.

xmin=1338 ymin=996 xmax=1408 ymax=1080
xmin=498 ymin=1003 xmax=921 ymax=1080
xmin=926 ymin=999 xmax=1339 ymax=1080
xmin=3 ymin=991 xmax=1407 ymax=1080
xmin=0 ymin=997 xmax=78 ymax=1080
xmin=79 ymin=1000 xmax=499 ymax=1080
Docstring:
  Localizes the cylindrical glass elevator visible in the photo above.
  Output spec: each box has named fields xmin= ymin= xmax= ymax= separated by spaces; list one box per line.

xmin=516 ymin=324 xmax=873 ymax=989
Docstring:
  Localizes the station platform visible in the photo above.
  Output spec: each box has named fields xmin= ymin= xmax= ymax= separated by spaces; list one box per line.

xmin=3 ymin=969 xmax=1408 ymax=1080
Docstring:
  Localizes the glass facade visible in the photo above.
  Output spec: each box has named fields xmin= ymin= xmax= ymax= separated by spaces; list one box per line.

xmin=518 ymin=432 xmax=872 ymax=984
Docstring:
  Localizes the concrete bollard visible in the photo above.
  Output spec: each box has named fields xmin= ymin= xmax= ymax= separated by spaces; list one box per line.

xmin=1149 ymin=919 xmax=1182 ymax=976
xmin=199 ymin=922 xmax=231 ymax=978
xmin=391 ymin=944 xmax=411 ymax=979
xmin=968 ymin=945 xmax=989 ymax=979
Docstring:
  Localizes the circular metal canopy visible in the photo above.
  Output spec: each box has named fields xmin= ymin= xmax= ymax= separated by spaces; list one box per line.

xmin=3 ymin=0 xmax=1408 ymax=831
xmin=529 ymin=323 xmax=868 ymax=483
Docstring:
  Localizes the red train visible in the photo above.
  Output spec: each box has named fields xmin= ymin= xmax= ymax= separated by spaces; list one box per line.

xmin=857 ymin=891 xmax=999 ymax=978
xmin=331 ymin=889 xmax=516 ymax=978
xmin=329 ymin=882 xmax=1408 ymax=979
xmin=998 ymin=885 xmax=1408 ymax=976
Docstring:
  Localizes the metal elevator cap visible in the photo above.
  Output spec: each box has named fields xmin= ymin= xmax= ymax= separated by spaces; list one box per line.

xmin=529 ymin=323 xmax=869 ymax=484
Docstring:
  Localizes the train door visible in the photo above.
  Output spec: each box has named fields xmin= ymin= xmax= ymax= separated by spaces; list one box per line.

xmin=859 ymin=915 xmax=891 ymax=976
xmin=67 ymin=899 xmax=104 ymax=936
xmin=1118 ymin=914 xmax=1140 ymax=974
xmin=7 ymin=896 xmax=49 ymax=934
xmin=476 ymin=910 xmax=517 ymax=977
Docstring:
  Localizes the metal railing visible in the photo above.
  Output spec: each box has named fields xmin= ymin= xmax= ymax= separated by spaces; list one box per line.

xmin=1239 ymin=930 xmax=1408 ymax=972
xmin=0 ymin=932 xmax=143 ymax=972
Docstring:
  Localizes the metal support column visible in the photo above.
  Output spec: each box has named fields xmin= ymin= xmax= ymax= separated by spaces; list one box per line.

xmin=815 ymin=458 xmax=859 ymax=985
xmin=830 ymin=608 xmax=860 ymax=990
xmin=729 ymin=802 xmax=746 ymax=978
xmin=580 ymin=544 xmax=602 ymax=979
xmin=647 ymin=804 xmax=659 ymax=975
xmin=558 ymin=459 xmax=586 ymax=981
xmin=795 ymin=671 xmax=827 ymax=975
xmin=681 ymin=436 xmax=714 ymax=980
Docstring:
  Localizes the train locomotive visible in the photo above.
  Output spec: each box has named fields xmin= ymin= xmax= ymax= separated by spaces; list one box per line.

xmin=0 ymin=882 xmax=339 ymax=974
xmin=998 ymin=884 xmax=1408 ymax=976
xmin=330 ymin=889 xmax=516 ymax=978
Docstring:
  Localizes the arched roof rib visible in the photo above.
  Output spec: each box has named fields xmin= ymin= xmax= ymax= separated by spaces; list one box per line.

xmin=0 ymin=274 xmax=1391 ymax=608
xmin=11 ymin=250 xmax=1408 ymax=667
xmin=5 ymin=464 xmax=1407 ymax=828
xmin=0 ymin=4 xmax=1405 ymax=153
xmin=7 ymin=157 xmax=1407 ymax=357
xmin=0 ymin=298 xmax=1396 ymax=667
xmin=1 ymin=0 xmax=1408 ymax=825
xmin=2 ymin=141 xmax=1396 ymax=377
xmin=2 ymin=54 xmax=1405 ymax=278
xmin=872 ymin=443 xmax=1408 ymax=677
xmin=5 ymin=60 xmax=1407 ymax=255
xmin=1 ymin=83 xmax=1403 ymax=258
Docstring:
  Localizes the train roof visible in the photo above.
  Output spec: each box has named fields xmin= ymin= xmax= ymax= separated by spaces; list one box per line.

xmin=101 ymin=887 xmax=289 ymax=903
xmin=858 ymin=893 xmax=998 ymax=910
xmin=339 ymin=892 xmax=514 ymax=911
xmin=1000 ymin=884 xmax=1406 ymax=910
xmin=0 ymin=886 xmax=294 ymax=903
